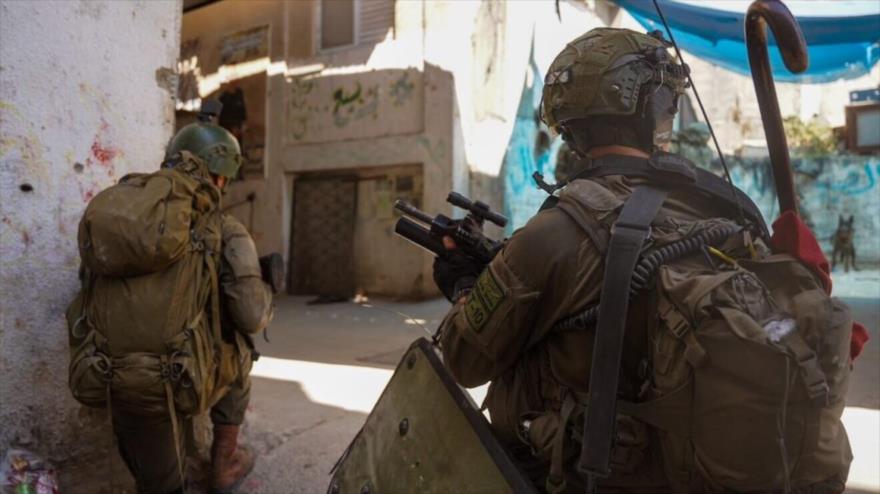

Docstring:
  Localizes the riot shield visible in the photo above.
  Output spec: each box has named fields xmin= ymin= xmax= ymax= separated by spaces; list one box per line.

xmin=328 ymin=338 xmax=536 ymax=494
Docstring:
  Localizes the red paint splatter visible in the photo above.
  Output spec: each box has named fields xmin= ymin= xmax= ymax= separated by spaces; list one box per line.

xmin=83 ymin=189 xmax=96 ymax=202
xmin=90 ymin=140 xmax=118 ymax=166
xmin=21 ymin=230 xmax=30 ymax=247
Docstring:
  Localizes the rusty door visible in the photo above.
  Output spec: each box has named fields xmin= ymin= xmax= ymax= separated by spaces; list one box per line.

xmin=290 ymin=175 xmax=357 ymax=297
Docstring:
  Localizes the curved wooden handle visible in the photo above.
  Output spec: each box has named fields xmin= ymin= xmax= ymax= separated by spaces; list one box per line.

xmin=745 ymin=0 xmax=808 ymax=215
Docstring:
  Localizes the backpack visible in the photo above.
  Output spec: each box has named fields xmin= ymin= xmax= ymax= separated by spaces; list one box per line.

xmin=554 ymin=169 xmax=853 ymax=492
xmin=625 ymin=251 xmax=853 ymax=492
xmin=66 ymin=152 xmax=236 ymax=419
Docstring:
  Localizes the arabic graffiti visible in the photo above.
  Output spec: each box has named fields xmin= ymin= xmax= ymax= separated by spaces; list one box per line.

xmin=286 ymin=69 xmax=423 ymax=144
xmin=332 ymin=83 xmax=379 ymax=128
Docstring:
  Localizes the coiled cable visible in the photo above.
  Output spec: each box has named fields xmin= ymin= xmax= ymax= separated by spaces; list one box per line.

xmin=553 ymin=223 xmax=741 ymax=332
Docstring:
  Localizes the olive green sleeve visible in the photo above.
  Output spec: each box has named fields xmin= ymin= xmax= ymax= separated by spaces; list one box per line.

xmin=438 ymin=207 xmax=601 ymax=388
xmin=220 ymin=215 xmax=274 ymax=334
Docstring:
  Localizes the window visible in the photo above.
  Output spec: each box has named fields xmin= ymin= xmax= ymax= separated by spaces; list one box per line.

xmin=320 ymin=0 xmax=355 ymax=50
xmin=318 ymin=0 xmax=394 ymax=52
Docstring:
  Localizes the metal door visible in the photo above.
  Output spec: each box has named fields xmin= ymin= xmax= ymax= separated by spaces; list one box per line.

xmin=290 ymin=175 xmax=357 ymax=297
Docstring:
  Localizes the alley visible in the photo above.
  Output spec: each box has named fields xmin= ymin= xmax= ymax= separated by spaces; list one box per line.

xmin=239 ymin=269 xmax=880 ymax=494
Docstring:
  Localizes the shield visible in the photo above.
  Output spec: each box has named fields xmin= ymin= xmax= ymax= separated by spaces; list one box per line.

xmin=328 ymin=338 xmax=536 ymax=494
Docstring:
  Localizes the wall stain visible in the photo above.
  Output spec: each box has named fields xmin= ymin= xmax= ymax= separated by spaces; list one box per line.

xmin=389 ymin=72 xmax=415 ymax=107
xmin=154 ymin=67 xmax=177 ymax=95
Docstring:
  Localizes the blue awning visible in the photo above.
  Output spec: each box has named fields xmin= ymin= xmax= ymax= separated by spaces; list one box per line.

xmin=615 ymin=0 xmax=880 ymax=83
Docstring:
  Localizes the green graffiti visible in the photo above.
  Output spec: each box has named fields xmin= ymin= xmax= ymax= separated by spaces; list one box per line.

xmin=332 ymin=82 xmax=363 ymax=114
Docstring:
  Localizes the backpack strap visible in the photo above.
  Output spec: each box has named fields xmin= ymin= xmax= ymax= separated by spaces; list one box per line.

xmin=556 ymin=201 xmax=610 ymax=256
xmin=571 ymin=152 xmax=769 ymax=239
xmin=578 ymin=186 xmax=668 ymax=480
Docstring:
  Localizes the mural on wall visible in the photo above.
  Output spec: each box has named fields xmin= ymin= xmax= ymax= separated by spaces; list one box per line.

xmin=286 ymin=69 xmax=424 ymax=145
xmin=731 ymin=155 xmax=880 ymax=265
xmin=502 ymin=53 xmax=880 ymax=264
xmin=502 ymin=48 xmax=561 ymax=234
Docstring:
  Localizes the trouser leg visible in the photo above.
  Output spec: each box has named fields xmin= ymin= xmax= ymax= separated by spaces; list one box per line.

xmin=210 ymin=362 xmax=252 ymax=426
xmin=113 ymin=410 xmax=187 ymax=494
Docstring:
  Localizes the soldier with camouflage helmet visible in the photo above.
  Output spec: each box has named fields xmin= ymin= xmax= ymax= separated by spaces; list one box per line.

xmin=69 ymin=102 xmax=273 ymax=494
xmin=432 ymin=27 xmax=851 ymax=493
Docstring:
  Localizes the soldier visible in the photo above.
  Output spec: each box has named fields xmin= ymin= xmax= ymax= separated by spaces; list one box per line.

xmin=432 ymin=28 xmax=851 ymax=493
xmin=69 ymin=109 xmax=273 ymax=494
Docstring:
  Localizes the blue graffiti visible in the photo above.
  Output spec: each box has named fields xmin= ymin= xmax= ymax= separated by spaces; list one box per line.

xmin=815 ymin=162 xmax=877 ymax=195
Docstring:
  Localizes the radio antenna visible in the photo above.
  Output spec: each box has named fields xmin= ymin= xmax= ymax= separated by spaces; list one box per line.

xmin=652 ymin=0 xmax=747 ymax=226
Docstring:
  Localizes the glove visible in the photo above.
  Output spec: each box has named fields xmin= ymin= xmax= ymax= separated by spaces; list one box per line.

xmin=432 ymin=251 xmax=484 ymax=302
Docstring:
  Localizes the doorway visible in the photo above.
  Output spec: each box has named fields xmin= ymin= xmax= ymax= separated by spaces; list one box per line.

xmin=289 ymin=175 xmax=357 ymax=297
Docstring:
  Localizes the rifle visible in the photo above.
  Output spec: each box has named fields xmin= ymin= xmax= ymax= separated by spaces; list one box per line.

xmin=393 ymin=192 xmax=508 ymax=263
xmin=259 ymin=252 xmax=284 ymax=294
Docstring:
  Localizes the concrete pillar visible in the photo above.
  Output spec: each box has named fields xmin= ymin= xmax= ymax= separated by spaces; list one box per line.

xmin=0 ymin=0 xmax=182 ymax=482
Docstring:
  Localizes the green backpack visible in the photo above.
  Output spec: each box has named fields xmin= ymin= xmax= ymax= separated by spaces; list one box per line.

xmin=629 ymin=251 xmax=853 ymax=492
xmin=66 ymin=152 xmax=235 ymax=419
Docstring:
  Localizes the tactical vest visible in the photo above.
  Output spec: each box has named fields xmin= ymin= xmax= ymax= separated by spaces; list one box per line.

xmin=541 ymin=153 xmax=852 ymax=493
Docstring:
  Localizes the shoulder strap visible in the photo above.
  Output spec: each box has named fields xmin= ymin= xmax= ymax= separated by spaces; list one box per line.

xmin=572 ymin=152 xmax=769 ymax=238
xmin=578 ymin=186 xmax=668 ymax=479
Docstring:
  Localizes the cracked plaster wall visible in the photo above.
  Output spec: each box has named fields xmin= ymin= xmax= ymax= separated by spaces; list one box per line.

xmin=0 ymin=0 xmax=181 ymax=462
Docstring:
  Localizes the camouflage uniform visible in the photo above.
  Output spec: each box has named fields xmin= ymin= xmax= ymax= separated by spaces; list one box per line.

xmin=113 ymin=214 xmax=273 ymax=494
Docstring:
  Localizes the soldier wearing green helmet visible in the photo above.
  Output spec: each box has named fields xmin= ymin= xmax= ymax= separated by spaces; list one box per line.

xmin=430 ymin=27 xmax=851 ymax=493
xmin=104 ymin=101 xmax=273 ymax=494
xmin=165 ymin=100 xmax=244 ymax=182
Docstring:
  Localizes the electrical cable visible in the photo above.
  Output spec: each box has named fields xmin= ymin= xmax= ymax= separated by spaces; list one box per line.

xmin=553 ymin=223 xmax=740 ymax=332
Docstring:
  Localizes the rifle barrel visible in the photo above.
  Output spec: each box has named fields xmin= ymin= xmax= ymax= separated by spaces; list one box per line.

xmin=394 ymin=200 xmax=434 ymax=225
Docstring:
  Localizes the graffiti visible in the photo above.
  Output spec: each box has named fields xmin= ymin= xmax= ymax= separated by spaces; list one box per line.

xmin=332 ymin=82 xmax=363 ymax=114
xmin=333 ymin=84 xmax=379 ymax=128
xmin=288 ymin=78 xmax=315 ymax=141
xmin=730 ymin=154 xmax=880 ymax=263
xmin=389 ymin=71 xmax=415 ymax=107
xmin=286 ymin=69 xmax=422 ymax=145
xmin=815 ymin=163 xmax=878 ymax=196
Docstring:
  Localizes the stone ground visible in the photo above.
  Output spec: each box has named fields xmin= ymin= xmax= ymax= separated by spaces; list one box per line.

xmin=60 ymin=269 xmax=879 ymax=493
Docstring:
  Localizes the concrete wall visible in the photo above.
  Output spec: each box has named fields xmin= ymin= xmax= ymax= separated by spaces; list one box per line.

xmin=0 ymin=0 xmax=181 ymax=466
xmin=731 ymin=155 xmax=880 ymax=264
xmin=279 ymin=64 xmax=457 ymax=297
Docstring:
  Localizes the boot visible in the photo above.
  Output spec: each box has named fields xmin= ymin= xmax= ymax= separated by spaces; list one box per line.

xmin=210 ymin=424 xmax=255 ymax=494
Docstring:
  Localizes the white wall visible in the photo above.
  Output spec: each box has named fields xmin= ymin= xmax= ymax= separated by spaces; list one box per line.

xmin=0 ymin=0 xmax=181 ymax=464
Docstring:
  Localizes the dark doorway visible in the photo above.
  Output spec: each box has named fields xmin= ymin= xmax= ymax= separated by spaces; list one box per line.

xmin=289 ymin=175 xmax=357 ymax=297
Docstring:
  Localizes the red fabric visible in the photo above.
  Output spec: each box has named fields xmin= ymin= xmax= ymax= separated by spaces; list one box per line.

xmin=770 ymin=210 xmax=869 ymax=360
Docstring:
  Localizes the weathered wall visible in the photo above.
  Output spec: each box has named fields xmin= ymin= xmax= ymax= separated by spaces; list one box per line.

xmin=0 ymin=0 xmax=181 ymax=465
xmin=279 ymin=65 xmax=456 ymax=297
xmin=731 ymin=155 xmax=880 ymax=264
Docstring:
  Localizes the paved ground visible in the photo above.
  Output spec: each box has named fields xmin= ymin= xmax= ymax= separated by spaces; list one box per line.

xmin=240 ymin=269 xmax=880 ymax=494
xmin=61 ymin=269 xmax=879 ymax=493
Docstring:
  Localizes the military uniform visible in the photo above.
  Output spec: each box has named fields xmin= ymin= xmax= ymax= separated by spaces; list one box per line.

xmin=113 ymin=213 xmax=273 ymax=494
xmin=438 ymin=173 xmax=737 ymax=492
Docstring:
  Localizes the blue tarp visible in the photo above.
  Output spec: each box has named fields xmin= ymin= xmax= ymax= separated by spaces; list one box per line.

xmin=615 ymin=0 xmax=880 ymax=83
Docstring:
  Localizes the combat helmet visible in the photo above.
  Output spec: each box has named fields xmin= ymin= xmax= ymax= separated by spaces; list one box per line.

xmin=166 ymin=100 xmax=242 ymax=179
xmin=541 ymin=28 xmax=689 ymax=152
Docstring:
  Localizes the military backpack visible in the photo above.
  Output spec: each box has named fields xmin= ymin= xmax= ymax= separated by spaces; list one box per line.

xmin=546 ymin=154 xmax=852 ymax=493
xmin=66 ymin=152 xmax=237 ymax=419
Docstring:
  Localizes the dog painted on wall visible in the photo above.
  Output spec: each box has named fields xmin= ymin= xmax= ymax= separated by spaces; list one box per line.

xmin=832 ymin=215 xmax=858 ymax=273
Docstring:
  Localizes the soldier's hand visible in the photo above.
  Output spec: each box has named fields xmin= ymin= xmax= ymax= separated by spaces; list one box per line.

xmin=432 ymin=237 xmax=483 ymax=303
